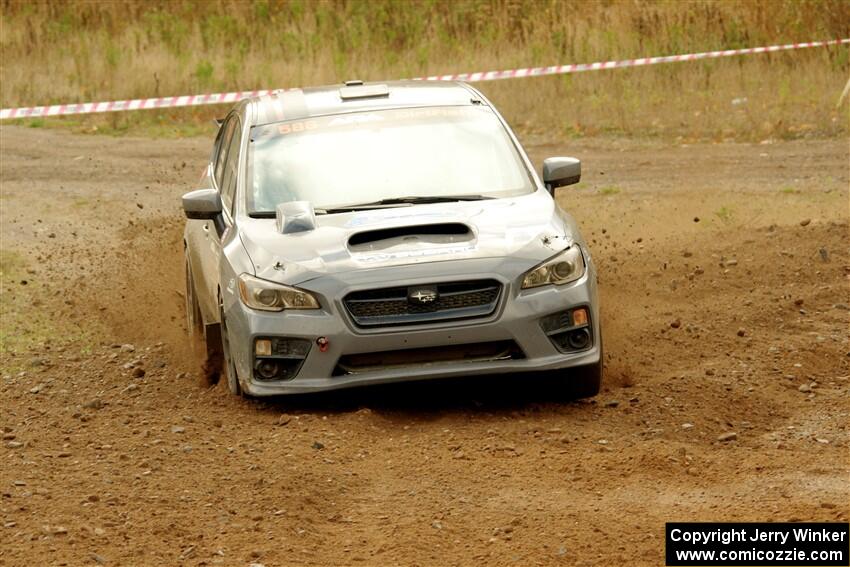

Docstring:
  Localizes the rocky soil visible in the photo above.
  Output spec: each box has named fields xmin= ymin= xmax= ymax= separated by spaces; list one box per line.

xmin=1 ymin=126 xmax=848 ymax=566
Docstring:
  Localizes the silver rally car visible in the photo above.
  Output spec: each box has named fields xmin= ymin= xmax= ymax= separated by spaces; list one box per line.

xmin=182 ymin=80 xmax=601 ymax=397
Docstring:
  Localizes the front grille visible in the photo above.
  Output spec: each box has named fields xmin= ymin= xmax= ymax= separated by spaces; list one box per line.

xmin=334 ymin=340 xmax=524 ymax=374
xmin=344 ymin=279 xmax=501 ymax=327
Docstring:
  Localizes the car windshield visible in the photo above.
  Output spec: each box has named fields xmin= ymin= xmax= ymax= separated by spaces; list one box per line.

xmin=246 ymin=105 xmax=535 ymax=215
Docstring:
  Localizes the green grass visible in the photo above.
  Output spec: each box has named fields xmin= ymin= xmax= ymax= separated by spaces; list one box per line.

xmin=713 ymin=205 xmax=734 ymax=223
xmin=0 ymin=0 xmax=847 ymax=141
xmin=599 ymin=186 xmax=621 ymax=196
xmin=0 ymin=249 xmax=25 ymax=278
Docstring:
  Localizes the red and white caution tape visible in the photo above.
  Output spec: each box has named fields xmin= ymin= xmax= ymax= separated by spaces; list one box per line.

xmin=413 ymin=38 xmax=850 ymax=81
xmin=0 ymin=89 xmax=277 ymax=120
xmin=1 ymin=38 xmax=847 ymax=121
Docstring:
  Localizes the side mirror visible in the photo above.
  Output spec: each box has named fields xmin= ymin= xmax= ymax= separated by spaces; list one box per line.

xmin=542 ymin=157 xmax=581 ymax=193
xmin=182 ymin=188 xmax=222 ymax=220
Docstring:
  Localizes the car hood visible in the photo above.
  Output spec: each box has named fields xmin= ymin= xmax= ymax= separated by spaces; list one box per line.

xmin=240 ymin=189 xmax=579 ymax=285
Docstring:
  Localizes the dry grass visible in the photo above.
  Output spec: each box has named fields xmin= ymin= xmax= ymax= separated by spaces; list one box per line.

xmin=1 ymin=0 xmax=848 ymax=140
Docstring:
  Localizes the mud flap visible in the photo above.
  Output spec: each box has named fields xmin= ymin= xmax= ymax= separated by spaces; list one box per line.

xmin=202 ymin=322 xmax=223 ymax=385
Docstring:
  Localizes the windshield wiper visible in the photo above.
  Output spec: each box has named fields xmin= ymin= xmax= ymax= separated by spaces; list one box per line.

xmin=315 ymin=194 xmax=494 ymax=214
xmin=249 ymin=195 xmax=494 ymax=217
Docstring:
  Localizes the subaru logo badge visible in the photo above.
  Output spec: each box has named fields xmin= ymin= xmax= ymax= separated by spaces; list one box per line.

xmin=408 ymin=286 xmax=438 ymax=304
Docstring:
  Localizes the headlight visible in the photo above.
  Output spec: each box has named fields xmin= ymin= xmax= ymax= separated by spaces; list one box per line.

xmin=521 ymin=246 xmax=585 ymax=289
xmin=237 ymin=274 xmax=320 ymax=311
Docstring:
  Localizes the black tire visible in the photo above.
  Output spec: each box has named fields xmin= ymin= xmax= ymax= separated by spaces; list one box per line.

xmin=549 ymin=340 xmax=603 ymax=400
xmin=186 ymin=252 xmax=223 ymax=386
xmin=219 ymin=306 xmax=244 ymax=397
xmin=201 ymin=323 xmax=223 ymax=386
xmin=565 ymin=359 xmax=602 ymax=399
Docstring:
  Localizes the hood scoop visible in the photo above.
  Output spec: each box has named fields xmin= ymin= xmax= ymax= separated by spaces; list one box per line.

xmin=348 ymin=222 xmax=473 ymax=251
xmin=276 ymin=201 xmax=316 ymax=234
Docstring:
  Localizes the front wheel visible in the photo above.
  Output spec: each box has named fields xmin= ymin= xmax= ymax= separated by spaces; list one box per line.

xmin=219 ymin=306 xmax=244 ymax=397
xmin=547 ymin=341 xmax=603 ymax=400
xmin=186 ymin=253 xmax=221 ymax=386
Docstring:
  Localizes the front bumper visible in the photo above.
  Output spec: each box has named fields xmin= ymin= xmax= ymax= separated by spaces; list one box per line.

xmin=223 ymin=257 xmax=600 ymax=396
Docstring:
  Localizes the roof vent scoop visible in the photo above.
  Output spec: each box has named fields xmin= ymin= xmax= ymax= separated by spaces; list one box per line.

xmin=276 ymin=201 xmax=316 ymax=234
xmin=340 ymin=83 xmax=390 ymax=100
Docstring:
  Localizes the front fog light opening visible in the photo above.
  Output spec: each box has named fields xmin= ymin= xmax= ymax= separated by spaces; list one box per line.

xmin=253 ymin=357 xmax=305 ymax=381
xmin=256 ymin=360 xmax=280 ymax=380
xmin=572 ymin=307 xmax=588 ymax=327
xmin=255 ymin=339 xmax=272 ymax=357
xmin=252 ymin=337 xmax=311 ymax=382
xmin=566 ymin=328 xmax=590 ymax=350
xmin=541 ymin=307 xmax=593 ymax=353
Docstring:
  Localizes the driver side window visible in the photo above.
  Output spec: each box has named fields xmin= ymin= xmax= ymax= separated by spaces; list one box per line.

xmin=213 ymin=117 xmax=237 ymax=190
xmin=220 ymin=118 xmax=242 ymax=215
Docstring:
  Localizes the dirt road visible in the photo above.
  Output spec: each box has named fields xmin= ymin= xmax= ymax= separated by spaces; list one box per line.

xmin=1 ymin=125 xmax=848 ymax=566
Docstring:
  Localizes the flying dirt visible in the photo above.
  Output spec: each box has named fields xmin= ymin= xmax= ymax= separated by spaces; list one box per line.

xmin=1 ymin=125 xmax=847 ymax=566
